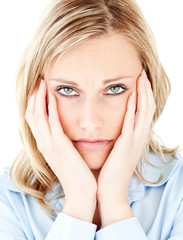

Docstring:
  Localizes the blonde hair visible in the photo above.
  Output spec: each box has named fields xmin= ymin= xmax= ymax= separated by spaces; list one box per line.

xmin=10 ymin=0 xmax=181 ymax=216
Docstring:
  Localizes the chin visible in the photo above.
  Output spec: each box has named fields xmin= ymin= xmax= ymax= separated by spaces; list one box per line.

xmin=87 ymin=160 xmax=105 ymax=170
xmin=78 ymin=149 xmax=109 ymax=170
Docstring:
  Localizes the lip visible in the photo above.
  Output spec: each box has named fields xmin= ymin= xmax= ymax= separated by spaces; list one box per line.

xmin=73 ymin=138 xmax=112 ymax=143
xmin=72 ymin=138 xmax=113 ymax=150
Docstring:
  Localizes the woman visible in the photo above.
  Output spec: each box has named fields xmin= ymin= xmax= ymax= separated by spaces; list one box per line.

xmin=0 ymin=0 xmax=182 ymax=239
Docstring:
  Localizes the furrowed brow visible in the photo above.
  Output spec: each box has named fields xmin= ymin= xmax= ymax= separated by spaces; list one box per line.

xmin=48 ymin=75 xmax=133 ymax=86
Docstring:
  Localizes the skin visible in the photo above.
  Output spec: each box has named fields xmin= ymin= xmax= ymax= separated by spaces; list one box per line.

xmin=25 ymin=32 xmax=156 ymax=229
xmin=46 ymin=32 xmax=142 ymax=177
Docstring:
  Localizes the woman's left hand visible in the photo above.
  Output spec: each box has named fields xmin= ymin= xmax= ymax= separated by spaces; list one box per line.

xmin=97 ymin=70 xmax=156 ymax=226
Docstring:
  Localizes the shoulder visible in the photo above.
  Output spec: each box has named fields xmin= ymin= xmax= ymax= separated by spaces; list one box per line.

xmin=0 ymin=167 xmax=64 ymax=209
xmin=0 ymin=167 xmax=22 ymax=193
xmin=0 ymin=167 xmax=28 ymax=217
xmin=144 ymin=151 xmax=183 ymax=188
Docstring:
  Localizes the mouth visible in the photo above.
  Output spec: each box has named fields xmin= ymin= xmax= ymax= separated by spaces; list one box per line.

xmin=72 ymin=138 xmax=113 ymax=150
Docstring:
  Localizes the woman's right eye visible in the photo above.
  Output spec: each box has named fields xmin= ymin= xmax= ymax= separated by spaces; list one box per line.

xmin=57 ymin=86 xmax=77 ymax=98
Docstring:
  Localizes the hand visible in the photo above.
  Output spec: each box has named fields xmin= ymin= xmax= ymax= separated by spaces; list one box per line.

xmin=25 ymin=80 xmax=97 ymax=205
xmin=97 ymin=70 xmax=156 ymax=204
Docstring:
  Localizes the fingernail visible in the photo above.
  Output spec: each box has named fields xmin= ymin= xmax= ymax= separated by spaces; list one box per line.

xmin=49 ymin=92 xmax=53 ymax=101
xmin=142 ymin=69 xmax=147 ymax=79
xmin=140 ymin=70 xmax=145 ymax=85
xmin=140 ymin=76 xmax=144 ymax=84
xmin=40 ymin=79 xmax=44 ymax=88
xmin=132 ymin=91 xmax=136 ymax=101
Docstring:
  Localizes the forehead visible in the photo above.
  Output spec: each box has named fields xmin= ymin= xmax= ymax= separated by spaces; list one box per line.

xmin=47 ymin=32 xmax=142 ymax=80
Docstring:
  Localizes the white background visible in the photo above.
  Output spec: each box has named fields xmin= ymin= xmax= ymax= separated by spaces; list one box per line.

xmin=0 ymin=0 xmax=182 ymax=169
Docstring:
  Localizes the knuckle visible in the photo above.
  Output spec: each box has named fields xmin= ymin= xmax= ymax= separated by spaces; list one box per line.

xmin=152 ymin=103 xmax=156 ymax=112
xmin=48 ymin=111 xmax=54 ymax=122
xmin=35 ymin=111 xmax=42 ymax=121
xmin=37 ymin=142 xmax=43 ymax=153
xmin=40 ymin=143 xmax=54 ymax=161
xmin=36 ymin=138 xmax=47 ymax=153
xmin=146 ymin=79 xmax=151 ymax=86
xmin=25 ymin=112 xmax=32 ymax=123
xmin=25 ymin=109 xmax=30 ymax=119
xmin=25 ymin=113 xmax=28 ymax=121
xmin=142 ymin=107 xmax=148 ymax=115
xmin=25 ymin=108 xmax=34 ymax=120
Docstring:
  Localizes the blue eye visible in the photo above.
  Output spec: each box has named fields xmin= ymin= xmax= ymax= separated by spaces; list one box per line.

xmin=56 ymin=84 xmax=127 ymax=98
xmin=58 ymin=87 xmax=77 ymax=96
xmin=106 ymin=85 xmax=124 ymax=95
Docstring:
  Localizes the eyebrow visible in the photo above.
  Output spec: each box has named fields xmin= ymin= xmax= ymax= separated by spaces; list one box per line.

xmin=48 ymin=76 xmax=133 ymax=86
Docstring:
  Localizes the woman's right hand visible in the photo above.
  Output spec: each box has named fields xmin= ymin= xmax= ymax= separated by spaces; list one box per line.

xmin=25 ymin=80 xmax=97 ymax=221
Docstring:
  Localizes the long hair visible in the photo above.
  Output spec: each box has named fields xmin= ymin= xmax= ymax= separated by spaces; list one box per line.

xmin=10 ymin=0 xmax=181 ymax=216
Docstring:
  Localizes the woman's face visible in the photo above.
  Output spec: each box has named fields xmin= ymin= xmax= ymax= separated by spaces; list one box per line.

xmin=45 ymin=32 xmax=142 ymax=171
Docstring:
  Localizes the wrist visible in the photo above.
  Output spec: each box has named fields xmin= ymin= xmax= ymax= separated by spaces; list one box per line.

xmin=63 ymin=194 xmax=97 ymax=223
xmin=98 ymin=199 xmax=134 ymax=228
xmin=97 ymin=191 xmax=129 ymax=205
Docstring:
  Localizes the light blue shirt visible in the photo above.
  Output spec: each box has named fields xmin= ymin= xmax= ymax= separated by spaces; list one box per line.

xmin=0 ymin=151 xmax=183 ymax=239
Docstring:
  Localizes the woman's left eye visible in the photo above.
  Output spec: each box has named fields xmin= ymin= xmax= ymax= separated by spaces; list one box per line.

xmin=106 ymin=85 xmax=126 ymax=95
xmin=56 ymin=84 xmax=127 ymax=98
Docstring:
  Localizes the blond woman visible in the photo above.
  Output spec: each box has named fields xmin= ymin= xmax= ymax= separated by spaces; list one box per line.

xmin=0 ymin=0 xmax=182 ymax=239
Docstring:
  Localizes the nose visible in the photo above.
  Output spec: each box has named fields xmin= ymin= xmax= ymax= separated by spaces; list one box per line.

xmin=79 ymin=97 xmax=103 ymax=132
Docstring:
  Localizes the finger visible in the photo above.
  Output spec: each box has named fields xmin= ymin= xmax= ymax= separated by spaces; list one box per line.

xmin=135 ymin=69 xmax=143 ymax=114
xmin=48 ymin=92 xmax=65 ymax=139
xmin=134 ymin=70 xmax=148 ymax=133
xmin=25 ymin=86 xmax=42 ymax=144
xmin=25 ymin=84 xmax=39 ymax=117
xmin=144 ymin=75 xmax=156 ymax=116
xmin=141 ymin=74 xmax=156 ymax=134
xmin=34 ymin=80 xmax=52 ymax=137
xmin=134 ymin=71 xmax=154 ymax=143
xmin=121 ymin=91 xmax=136 ymax=140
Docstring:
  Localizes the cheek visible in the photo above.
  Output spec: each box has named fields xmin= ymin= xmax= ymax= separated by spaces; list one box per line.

xmin=108 ymin=100 xmax=127 ymax=139
xmin=56 ymin=101 xmax=75 ymax=136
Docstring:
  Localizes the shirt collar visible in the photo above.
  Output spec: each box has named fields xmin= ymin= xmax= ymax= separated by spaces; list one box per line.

xmin=1 ymin=152 xmax=181 ymax=208
xmin=0 ymin=167 xmax=21 ymax=192
xmin=128 ymin=151 xmax=181 ymax=205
